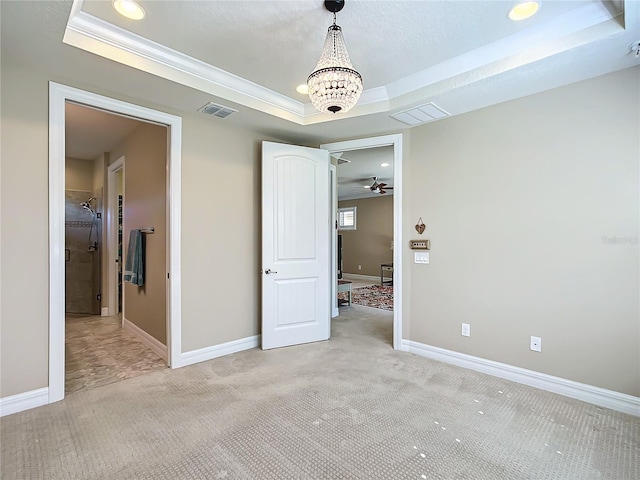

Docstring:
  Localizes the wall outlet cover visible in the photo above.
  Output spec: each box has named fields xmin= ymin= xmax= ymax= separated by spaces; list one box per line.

xmin=530 ymin=336 xmax=542 ymax=352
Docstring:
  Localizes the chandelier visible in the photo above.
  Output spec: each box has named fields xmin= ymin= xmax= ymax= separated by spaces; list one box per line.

xmin=307 ymin=1 xmax=363 ymax=114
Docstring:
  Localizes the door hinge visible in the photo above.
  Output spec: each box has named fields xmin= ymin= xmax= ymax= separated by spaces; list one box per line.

xmin=167 ymin=272 xmax=170 ymax=279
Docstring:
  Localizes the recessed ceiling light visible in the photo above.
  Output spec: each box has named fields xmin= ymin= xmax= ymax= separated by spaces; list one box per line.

xmin=508 ymin=1 xmax=540 ymax=21
xmin=380 ymin=163 xmax=390 ymax=167
xmin=113 ymin=0 xmax=146 ymax=20
xmin=296 ymin=84 xmax=309 ymax=95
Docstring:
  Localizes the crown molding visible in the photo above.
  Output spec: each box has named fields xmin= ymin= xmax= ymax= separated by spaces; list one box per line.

xmin=64 ymin=8 xmax=307 ymax=122
xmin=63 ymin=0 xmax=623 ymax=126
xmin=386 ymin=1 xmax=620 ymax=100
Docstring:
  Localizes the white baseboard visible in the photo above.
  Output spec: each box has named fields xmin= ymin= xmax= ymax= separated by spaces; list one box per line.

xmin=123 ymin=318 xmax=168 ymax=361
xmin=101 ymin=307 xmax=109 ymax=316
xmin=342 ymin=273 xmax=380 ymax=282
xmin=402 ymin=340 xmax=640 ymax=417
xmin=0 ymin=387 xmax=49 ymax=417
xmin=181 ymin=335 xmax=260 ymax=367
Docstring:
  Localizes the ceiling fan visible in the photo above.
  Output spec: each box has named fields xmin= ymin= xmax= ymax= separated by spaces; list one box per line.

xmin=367 ymin=177 xmax=393 ymax=195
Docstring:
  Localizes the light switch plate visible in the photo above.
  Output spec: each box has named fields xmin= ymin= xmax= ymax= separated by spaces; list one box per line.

xmin=414 ymin=252 xmax=429 ymax=264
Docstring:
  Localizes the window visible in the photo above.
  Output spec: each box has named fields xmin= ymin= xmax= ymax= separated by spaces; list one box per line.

xmin=338 ymin=206 xmax=357 ymax=230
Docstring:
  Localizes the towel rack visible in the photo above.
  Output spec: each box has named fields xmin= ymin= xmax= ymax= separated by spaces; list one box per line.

xmin=140 ymin=227 xmax=155 ymax=234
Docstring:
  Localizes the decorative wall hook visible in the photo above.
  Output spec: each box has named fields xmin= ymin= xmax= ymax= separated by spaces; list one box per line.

xmin=415 ymin=217 xmax=425 ymax=235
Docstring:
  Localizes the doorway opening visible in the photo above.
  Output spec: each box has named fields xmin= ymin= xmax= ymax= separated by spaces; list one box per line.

xmin=64 ymin=102 xmax=169 ymax=395
xmin=321 ymin=135 xmax=403 ymax=350
xmin=334 ymin=146 xmax=394 ymax=308
xmin=49 ymin=83 xmax=183 ymax=405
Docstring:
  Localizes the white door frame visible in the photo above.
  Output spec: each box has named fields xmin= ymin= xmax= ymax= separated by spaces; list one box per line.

xmin=330 ymin=164 xmax=338 ymax=318
xmin=106 ymin=156 xmax=124 ymax=317
xmin=49 ymin=82 xmax=183 ymax=404
xmin=320 ymin=134 xmax=404 ymax=350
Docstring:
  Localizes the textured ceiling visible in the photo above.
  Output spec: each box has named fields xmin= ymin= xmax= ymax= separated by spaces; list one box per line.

xmin=64 ymin=0 xmax=638 ymax=127
xmin=335 ymin=146 xmax=394 ymax=201
xmin=1 ymin=0 xmax=638 ymax=145
xmin=65 ymin=103 xmax=145 ymax=160
xmin=81 ymin=0 xmax=586 ymax=96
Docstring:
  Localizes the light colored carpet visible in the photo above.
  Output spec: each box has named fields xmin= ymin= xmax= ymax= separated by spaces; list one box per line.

xmin=2 ymin=307 xmax=638 ymax=479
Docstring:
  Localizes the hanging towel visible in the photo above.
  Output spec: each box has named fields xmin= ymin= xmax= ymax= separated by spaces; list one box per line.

xmin=124 ymin=229 xmax=144 ymax=287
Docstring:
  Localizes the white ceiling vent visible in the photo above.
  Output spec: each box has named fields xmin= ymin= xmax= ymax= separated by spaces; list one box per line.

xmin=390 ymin=102 xmax=450 ymax=127
xmin=198 ymin=102 xmax=238 ymax=119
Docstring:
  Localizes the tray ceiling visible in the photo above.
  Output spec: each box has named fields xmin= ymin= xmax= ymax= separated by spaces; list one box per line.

xmin=62 ymin=0 xmax=638 ymax=127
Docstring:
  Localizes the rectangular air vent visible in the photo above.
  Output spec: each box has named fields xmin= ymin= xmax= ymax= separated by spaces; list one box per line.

xmin=390 ymin=102 xmax=450 ymax=127
xmin=198 ymin=102 xmax=238 ymax=119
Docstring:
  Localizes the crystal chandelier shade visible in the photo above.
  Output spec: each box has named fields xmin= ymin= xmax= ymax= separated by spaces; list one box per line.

xmin=307 ymin=19 xmax=363 ymax=113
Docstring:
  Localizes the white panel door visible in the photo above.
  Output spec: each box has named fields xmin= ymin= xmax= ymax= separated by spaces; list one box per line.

xmin=262 ymin=141 xmax=331 ymax=350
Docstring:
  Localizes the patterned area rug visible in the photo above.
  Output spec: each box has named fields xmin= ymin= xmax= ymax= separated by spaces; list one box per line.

xmin=339 ymin=285 xmax=393 ymax=311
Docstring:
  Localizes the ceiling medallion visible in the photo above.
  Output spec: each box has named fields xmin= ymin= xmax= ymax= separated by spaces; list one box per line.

xmin=307 ymin=1 xmax=363 ymax=114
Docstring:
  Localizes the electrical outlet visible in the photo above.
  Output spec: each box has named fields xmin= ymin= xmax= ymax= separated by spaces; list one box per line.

xmin=358 ymin=265 xmax=362 ymax=270
xmin=530 ymin=336 xmax=542 ymax=352
xmin=461 ymin=323 xmax=470 ymax=337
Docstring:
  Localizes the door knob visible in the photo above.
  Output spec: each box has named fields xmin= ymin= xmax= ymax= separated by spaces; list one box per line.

xmin=265 ymin=269 xmax=278 ymax=274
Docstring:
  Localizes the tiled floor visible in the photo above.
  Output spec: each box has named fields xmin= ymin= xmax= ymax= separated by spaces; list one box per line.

xmin=65 ymin=314 xmax=166 ymax=395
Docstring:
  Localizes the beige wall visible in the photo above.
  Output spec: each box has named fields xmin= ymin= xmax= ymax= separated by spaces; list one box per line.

xmin=180 ymin=116 xmax=267 ymax=351
xmin=93 ymin=152 xmax=106 ymax=194
xmin=110 ymin=124 xmax=168 ymax=344
xmin=406 ymin=67 xmax=640 ymax=396
xmin=339 ymin=196 xmax=393 ymax=277
xmin=1 ymin=52 xmax=638 ymax=402
xmin=65 ymin=157 xmax=94 ymax=191
xmin=1 ymin=61 xmax=50 ymax=396
xmin=0 ymin=58 xmax=281 ymax=397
